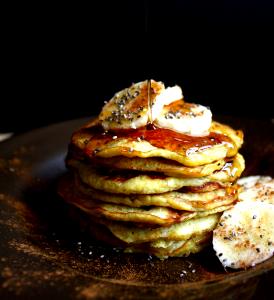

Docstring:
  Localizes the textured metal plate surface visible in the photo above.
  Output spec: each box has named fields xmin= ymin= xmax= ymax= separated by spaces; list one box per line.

xmin=0 ymin=117 xmax=273 ymax=299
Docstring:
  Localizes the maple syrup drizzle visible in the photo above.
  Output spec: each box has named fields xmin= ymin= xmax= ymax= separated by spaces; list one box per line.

xmin=82 ymin=124 xmax=234 ymax=157
xmin=147 ymin=79 xmax=153 ymax=124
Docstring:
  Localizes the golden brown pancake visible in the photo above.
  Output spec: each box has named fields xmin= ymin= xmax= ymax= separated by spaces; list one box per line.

xmin=126 ymin=233 xmax=212 ymax=259
xmin=105 ymin=213 xmax=220 ymax=243
xmin=69 ymin=119 xmax=243 ymax=167
xmin=66 ymin=204 xmax=211 ymax=259
xmin=88 ymin=156 xmax=227 ymax=178
xmin=67 ymin=154 xmax=244 ymax=195
xmin=72 ymin=175 xmax=238 ymax=211
xmin=58 ymin=176 xmax=234 ymax=226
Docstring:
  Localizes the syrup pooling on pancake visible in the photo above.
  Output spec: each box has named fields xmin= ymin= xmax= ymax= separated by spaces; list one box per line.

xmin=70 ymin=120 xmax=242 ymax=167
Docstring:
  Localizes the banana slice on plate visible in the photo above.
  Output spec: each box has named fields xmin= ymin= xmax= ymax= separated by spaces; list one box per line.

xmin=213 ymin=201 xmax=274 ymax=269
xmin=99 ymin=80 xmax=212 ymax=136
xmin=237 ymin=176 xmax=274 ymax=204
xmin=213 ymin=175 xmax=274 ymax=269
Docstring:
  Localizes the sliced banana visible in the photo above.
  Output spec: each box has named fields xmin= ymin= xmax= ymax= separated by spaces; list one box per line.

xmin=99 ymin=80 xmax=159 ymax=130
xmin=154 ymin=100 xmax=212 ymax=136
xmin=99 ymin=80 xmax=179 ymax=130
xmin=99 ymin=80 xmax=212 ymax=136
xmin=213 ymin=201 xmax=274 ymax=269
xmin=150 ymin=85 xmax=184 ymax=121
xmin=237 ymin=176 xmax=274 ymax=204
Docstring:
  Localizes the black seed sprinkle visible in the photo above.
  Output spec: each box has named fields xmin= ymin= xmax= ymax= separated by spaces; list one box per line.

xmin=253 ymin=215 xmax=257 ymax=219
xmin=260 ymin=235 xmax=263 ymax=238
xmin=218 ymin=253 xmax=223 ymax=257
xmin=268 ymin=241 xmax=272 ymax=246
xmin=256 ymin=248 xmax=260 ymax=253
xmin=219 ymin=222 xmax=224 ymax=226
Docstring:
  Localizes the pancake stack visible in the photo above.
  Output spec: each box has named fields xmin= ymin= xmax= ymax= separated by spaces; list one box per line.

xmin=58 ymin=81 xmax=245 ymax=259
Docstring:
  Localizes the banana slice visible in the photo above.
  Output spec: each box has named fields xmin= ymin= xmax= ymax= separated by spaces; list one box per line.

xmin=150 ymin=85 xmax=184 ymax=121
xmin=213 ymin=201 xmax=274 ymax=269
xmin=154 ymin=100 xmax=212 ymax=136
xmin=99 ymin=80 xmax=159 ymax=130
xmin=237 ymin=176 xmax=274 ymax=204
xmin=214 ymin=176 xmax=274 ymax=269
xmin=99 ymin=80 xmax=180 ymax=130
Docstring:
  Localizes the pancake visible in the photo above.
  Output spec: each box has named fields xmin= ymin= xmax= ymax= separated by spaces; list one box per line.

xmin=73 ymin=175 xmax=238 ymax=211
xmin=126 ymin=233 xmax=211 ymax=259
xmin=58 ymin=176 xmax=233 ymax=225
xmin=68 ymin=154 xmax=243 ymax=195
xmin=71 ymin=161 xmax=218 ymax=194
xmin=88 ymin=153 xmax=244 ymax=180
xmin=181 ymin=182 xmax=229 ymax=193
xmin=89 ymin=156 xmax=227 ymax=178
xmin=206 ymin=153 xmax=245 ymax=182
xmin=106 ymin=213 xmax=220 ymax=243
xmin=69 ymin=120 xmax=243 ymax=167
xmin=66 ymin=204 xmax=211 ymax=259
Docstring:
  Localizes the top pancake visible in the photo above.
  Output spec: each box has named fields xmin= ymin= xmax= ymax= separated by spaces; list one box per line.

xmin=69 ymin=119 xmax=243 ymax=167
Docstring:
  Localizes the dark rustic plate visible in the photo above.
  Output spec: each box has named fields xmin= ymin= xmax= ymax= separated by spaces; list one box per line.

xmin=0 ymin=117 xmax=273 ymax=300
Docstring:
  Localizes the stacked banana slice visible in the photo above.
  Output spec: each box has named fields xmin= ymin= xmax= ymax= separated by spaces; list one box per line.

xmin=59 ymin=80 xmax=245 ymax=259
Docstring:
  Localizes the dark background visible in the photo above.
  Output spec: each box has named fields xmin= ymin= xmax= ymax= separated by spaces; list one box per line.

xmin=2 ymin=1 xmax=274 ymax=133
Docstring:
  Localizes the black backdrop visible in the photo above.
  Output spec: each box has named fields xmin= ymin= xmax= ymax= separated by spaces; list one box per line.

xmin=2 ymin=1 xmax=274 ymax=133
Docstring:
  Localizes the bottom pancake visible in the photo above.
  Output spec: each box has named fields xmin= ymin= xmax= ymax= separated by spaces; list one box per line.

xmin=66 ymin=204 xmax=214 ymax=259
xmin=126 ymin=233 xmax=212 ymax=259
xmin=105 ymin=213 xmax=220 ymax=244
